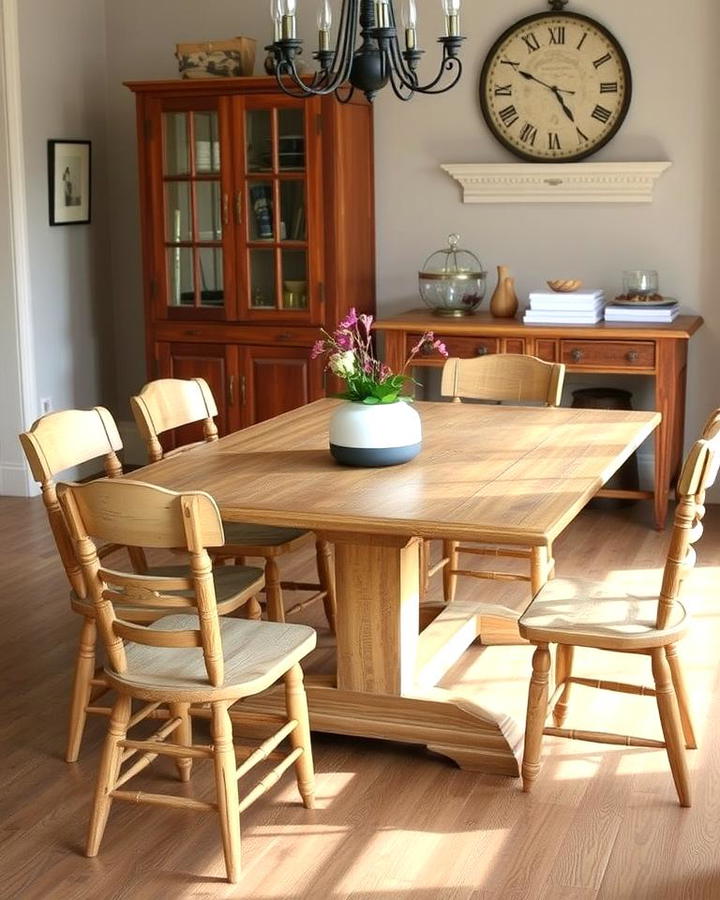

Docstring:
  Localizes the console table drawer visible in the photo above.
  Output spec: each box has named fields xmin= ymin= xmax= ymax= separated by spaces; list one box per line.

xmin=407 ymin=333 xmax=498 ymax=359
xmin=561 ymin=340 xmax=655 ymax=369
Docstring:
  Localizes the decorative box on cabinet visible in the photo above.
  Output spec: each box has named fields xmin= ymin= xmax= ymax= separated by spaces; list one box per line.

xmin=127 ymin=76 xmax=375 ymax=433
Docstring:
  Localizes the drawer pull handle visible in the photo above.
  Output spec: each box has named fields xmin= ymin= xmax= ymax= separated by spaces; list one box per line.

xmin=184 ymin=329 xmax=201 ymax=336
xmin=476 ymin=345 xmax=488 ymax=357
xmin=627 ymin=350 xmax=639 ymax=362
xmin=276 ymin=332 xmax=292 ymax=342
xmin=571 ymin=348 xmax=583 ymax=362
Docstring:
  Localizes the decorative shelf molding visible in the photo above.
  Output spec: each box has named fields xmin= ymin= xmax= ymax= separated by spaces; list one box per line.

xmin=441 ymin=162 xmax=672 ymax=204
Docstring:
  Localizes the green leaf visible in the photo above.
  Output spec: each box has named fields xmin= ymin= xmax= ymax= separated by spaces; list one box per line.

xmin=362 ymin=396 xmax=381 ymax=405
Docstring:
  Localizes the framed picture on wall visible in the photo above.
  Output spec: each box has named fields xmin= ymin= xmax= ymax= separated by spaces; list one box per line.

xmin=48 ymin=140 xmax=91 ymax=225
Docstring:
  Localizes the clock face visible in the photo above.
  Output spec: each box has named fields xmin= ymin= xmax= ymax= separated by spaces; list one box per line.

xmin=479 ymin=12 xmax=631 ymax=162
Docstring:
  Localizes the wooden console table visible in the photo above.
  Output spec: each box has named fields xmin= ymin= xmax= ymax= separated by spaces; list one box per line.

xmin=375 ymin=310 xmax=703 ymax=529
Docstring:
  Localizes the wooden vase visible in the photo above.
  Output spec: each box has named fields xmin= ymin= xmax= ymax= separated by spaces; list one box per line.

xmin=490 ymin=265 xmax=519 ymax=318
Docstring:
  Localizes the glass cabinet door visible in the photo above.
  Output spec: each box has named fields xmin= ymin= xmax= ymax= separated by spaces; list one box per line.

xmin=242 ymin=101 xmax=313 ymax=317
xmin=161 ymin=105 xmax=230 ymax=316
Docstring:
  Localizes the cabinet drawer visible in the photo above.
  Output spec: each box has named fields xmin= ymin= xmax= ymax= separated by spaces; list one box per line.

xmin=406 ymin=333 xmax=498 ymax=360
xmin=561 ymin=340 xmax=655 ymax=369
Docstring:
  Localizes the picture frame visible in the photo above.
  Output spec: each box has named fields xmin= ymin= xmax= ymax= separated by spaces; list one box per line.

xmin=48 ymin=140 xmax=91 ymax=225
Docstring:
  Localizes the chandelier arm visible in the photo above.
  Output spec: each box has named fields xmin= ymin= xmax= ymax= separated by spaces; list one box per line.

xmin=413 ymin=56 xmax=463 ymax=95
xmin=387 ymin=64 xmax=417 ymax=101
xmin=385 ymin=33 xmax=419 ymax=87
xmin=335 ymin=84 xmax=357 ymax=104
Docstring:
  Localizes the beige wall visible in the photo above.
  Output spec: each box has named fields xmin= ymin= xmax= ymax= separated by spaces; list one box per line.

xmin=102 ymin=0 xmax=719 ymax=466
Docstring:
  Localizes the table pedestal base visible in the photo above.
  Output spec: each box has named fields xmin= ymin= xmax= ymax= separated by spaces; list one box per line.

xmin=232 ymin=678 xmax=523 ymax=776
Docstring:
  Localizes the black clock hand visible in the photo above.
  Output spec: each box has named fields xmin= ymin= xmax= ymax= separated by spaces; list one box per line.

xmin=518 ymin=69 xmax=575 ymax=95
xmin=551 ymin=86 xmax=575 ymax=123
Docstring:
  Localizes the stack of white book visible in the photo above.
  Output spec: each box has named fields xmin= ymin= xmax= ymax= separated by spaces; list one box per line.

xmin=604 ymin=300 xmax=679 ymax=323
xmin=523 ymin=289 xmax=606 ymax=325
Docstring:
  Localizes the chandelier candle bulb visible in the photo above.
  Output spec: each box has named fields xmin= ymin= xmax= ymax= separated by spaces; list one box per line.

xmin=375 ymin=0 xmax=391 ymax=28
xmin=317 ymin=0 xmax=332 ymax=51
xmin=271 ymin=0 xmax=283 ymax=41
xmin=402 ymin=0 xmax=417 ymax=49
xmin=443 ymin=0 xmax=460 ymax=37
xmin=280 ymin=0 xmax=297 ymax=39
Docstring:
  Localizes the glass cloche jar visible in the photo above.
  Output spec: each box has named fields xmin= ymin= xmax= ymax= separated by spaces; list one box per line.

xmin=418 ymin=234 xmax=486 ymax=316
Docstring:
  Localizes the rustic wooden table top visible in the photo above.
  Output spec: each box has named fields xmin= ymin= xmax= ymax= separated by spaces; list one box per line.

xmin=134 ymin=399 xmax=660 ymax=546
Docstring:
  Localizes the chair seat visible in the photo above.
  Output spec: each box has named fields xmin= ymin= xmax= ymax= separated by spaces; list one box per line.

xmin=70 ymin=564 xmax=264 ymax=623
xmin=218 ymin=521 xmax=309 ymax=552
xmin=106 ymin=615 xmax=317 ymax=701
xmin=518 ymin=577 xmax=689 ymax=650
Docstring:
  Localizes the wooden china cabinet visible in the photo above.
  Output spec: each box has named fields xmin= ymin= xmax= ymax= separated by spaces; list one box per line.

xmin=126 ymin=77 xmax=375 ymax=435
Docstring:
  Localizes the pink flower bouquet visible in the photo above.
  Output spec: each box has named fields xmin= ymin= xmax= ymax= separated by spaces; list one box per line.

xmin=312 ymin=308 xmax=448 ymax=404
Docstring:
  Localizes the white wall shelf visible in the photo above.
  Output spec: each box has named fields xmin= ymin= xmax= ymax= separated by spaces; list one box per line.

xmin=441 ymin=162 xmax=672 ymax=204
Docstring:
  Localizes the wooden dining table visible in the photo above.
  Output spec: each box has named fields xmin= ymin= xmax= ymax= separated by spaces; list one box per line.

xmin=135 ymin=398 xmax=660 ymax=775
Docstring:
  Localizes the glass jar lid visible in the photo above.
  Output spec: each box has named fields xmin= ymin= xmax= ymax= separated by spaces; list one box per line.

xmin=419 ymin=233 xmax=484 ymax=280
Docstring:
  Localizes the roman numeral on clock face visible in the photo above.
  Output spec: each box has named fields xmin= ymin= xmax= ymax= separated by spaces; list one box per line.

xmin=498 ymin=105 xmax=519 ymax=126
xmin=593 ymin=52 xmax=612 ymax=68
xmin=576 ymin=126 xmax=589 ymax=143
xmin=548 ymin=26 xmax=565 ymax=45
xmin=600 ymin=82 xmax=618 ymax=93
xmin=577 ymin=32 xmax=588 ymax=50
xmin=522 ymin=32 xmax=541 ymax=53
xmin=548 ymin=132 xmax=561 ymax=150
xmin=591 ymin=104 xmax=612 ymax=124
xmin=519 ymin=122 xmax=537 ymax=145
xmin=494 ymin=83 xmax=512 ymax=96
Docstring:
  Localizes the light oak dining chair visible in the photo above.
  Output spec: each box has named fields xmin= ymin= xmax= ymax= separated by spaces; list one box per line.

xmin=131 ymin=377 xmax=336 ymax=631
xmin=519 ymin=430 xmax=720 ymax=807
xmin=58 ymin=478 xmax=316 ymax=884
xmin=427 ymin=354 xmax=566 ymax=611
xmin=19 ymin=407 xmax=264 ymax=762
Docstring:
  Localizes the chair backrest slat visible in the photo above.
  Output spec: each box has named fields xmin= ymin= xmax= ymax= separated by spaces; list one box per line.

xmin=440 ymin=355 xmax=565 ymax=406
xmin=131 ymin=378 xmax=219 ymax=462
xmin=657 ymin=435 xmax=719 ymax=629
xmin=58 ymin=479 xmax=227 ymax=686
xmin=19 ymin=407 xmax=127 ymax=596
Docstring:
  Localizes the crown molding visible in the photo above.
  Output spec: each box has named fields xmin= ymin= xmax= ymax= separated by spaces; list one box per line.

xmin=441 ymin=162 xmax=672 ymax=204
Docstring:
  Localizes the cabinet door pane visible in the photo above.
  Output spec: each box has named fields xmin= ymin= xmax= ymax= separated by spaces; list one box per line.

xmin=278 ymin=109 xmax=305 ymax=170
xmin=165 ymin=182 xmax=192 ymax=242
xmin=281 ymin=249 xmax=307 ymax=310
xmin=250 ymin=249 xmax=277 ymax=308
xmin=248 ymin=181 xmax=274 ymax=241
xmin=198 ymin=248 xmax=224 ymax=307
xmin=163 ymin=112 xmax=189 ymax=175
xmin=196 ymin=181 xmax=223 ymax=240
xmin=166 ymin=247 xmax=194 ymax=306
xmin=246 ymin=109 xmax=272 ymax=172
xmin=280 ymin=180 xmax=305 ymax=241
xmin=194 ymin=112 xmax=220 ymax=173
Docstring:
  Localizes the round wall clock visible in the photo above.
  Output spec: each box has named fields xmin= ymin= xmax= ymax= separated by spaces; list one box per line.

xmin=479 ymin=1 xmax=632 ymax=162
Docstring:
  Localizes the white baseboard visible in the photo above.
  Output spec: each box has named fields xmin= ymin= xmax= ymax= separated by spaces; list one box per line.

xmin=117 ymin=420 xmax=148 ymax=468
xmin=0 ymin=461 xmax=36 ymax=496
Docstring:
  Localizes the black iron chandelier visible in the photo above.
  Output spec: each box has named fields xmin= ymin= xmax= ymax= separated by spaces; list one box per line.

xmin=267 ymin=0 xmax=464 ymax=102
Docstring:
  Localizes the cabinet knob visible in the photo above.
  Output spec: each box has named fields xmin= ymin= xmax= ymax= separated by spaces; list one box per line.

xmin=627 ymin=350 xmax=639 ymax=362
xmin=476 ymin=345 xmax=488 ymax=357
xmin=571 ymin=348 xmax=583 ymax=362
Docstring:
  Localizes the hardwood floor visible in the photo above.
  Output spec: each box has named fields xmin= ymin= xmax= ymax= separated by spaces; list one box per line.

xmin=2 ymin=494 xmax=720 ymax=899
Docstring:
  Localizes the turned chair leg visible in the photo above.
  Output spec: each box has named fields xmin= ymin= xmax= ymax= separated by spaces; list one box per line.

xmin=665 ymin=643 xmax=697 ymax=750
xmin=212 ymin=702 xmax=242 ymax=884
xmin=86 ymin=694 xmax=131 ymax=857
xmin=284 ymin=663 xmax=315 ymax=809
xmin=442 ymin=540 xmax=458 ymax=604
xmin=245 ymin=595 xmax=263 ymax=621
xmin=169 ymin=701 xmax=193 ymax=783
xmin=67 ymin=616 xmax=99 ymax=763
xmin=315 ymin=539 xmax=337 ymax=634
xmin=651 ymin=648 xmax=692 ymax=808
xmin=553 ymin=644 xmax=574 ymax=727
xmin=264 ymin=558 xmax=285 ymax=623
xmin=530 ymin=546 xmax=550 ymax=598
xmin=522 ymin=643 xmax=551 ymax=793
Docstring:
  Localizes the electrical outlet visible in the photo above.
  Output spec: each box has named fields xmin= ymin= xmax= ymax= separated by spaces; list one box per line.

xmin=40 ymin=397 xmax=52 ymax=415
